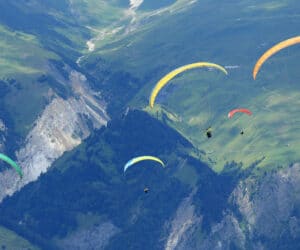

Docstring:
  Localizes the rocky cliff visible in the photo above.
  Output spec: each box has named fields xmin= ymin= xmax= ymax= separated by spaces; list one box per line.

xmin=0 ymin=69 xmax=109 ymax=202
xmin=166 ymin=164 xmax=300 ymax=250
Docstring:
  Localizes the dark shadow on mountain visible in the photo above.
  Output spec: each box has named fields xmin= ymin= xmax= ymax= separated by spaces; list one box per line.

xmin=0 ymin=110 xmax=245 ymax=249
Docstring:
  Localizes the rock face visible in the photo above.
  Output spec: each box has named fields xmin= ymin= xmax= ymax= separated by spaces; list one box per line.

xmin=165 ymin=163 xmax=300 ymax=250
xmin=0 ymin=119 xmax=7 ymax=152
xmin=231 ymin=164 xmax=300 ymax=249
xmin=0 ymin=70 xmax=109 ymax=202
xmin=165 ymin=189 xmax=201 ymax=250
xmin=59 ymin=222 xmax=120 ymax=250
xmin=198 ymin=214 xmax=246 ymax=250
xmin=1 ymin=108 xmax=300 ymax=249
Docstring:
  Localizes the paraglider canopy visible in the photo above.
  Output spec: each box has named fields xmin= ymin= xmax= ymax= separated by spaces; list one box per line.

xmin=228 ymin=108 xmax=252 ymax=118
xmin=0 ymin=153 xmax=23 ymax=178
xmin=253 ymin=36 xmax=300 ymax=79
xmin=149 ymin=62 xmax=228 ymax=108
xmin=124 ymin=156 xmax=165 ymax=173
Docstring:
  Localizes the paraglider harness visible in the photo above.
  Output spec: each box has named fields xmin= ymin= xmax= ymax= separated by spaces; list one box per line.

xmin=206 ymin=127 xmax=212 ymax=138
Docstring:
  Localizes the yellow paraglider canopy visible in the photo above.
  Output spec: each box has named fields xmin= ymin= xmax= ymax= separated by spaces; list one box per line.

xmin=149 ymin=62 xmax=228 ymax=108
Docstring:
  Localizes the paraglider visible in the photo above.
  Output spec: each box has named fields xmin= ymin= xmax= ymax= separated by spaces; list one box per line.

xmin=149 ymin=62 xmax=228 ymax=108
xmin=124 ymin=156 xmax=165 ymax=173
xmin=228 ymin=108 xmax=252 ymax=118
xmin=253 ymin=36 xmax=300 ymax=79
xmin=228 ymin=109 xmax=252 ymax=136
xmin=0 ymin=153 xmax=22 ymax=178
xmin=206 ymin=127 xmax=213 ymax=138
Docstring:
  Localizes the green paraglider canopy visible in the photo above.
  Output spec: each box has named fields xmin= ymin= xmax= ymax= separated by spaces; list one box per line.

xmin=0 ymin=153 xmax=23 ymax=178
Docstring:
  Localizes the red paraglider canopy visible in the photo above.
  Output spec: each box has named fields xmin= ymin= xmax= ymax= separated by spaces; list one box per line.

xmin=228 ymin=108 xmax=252 ymax=118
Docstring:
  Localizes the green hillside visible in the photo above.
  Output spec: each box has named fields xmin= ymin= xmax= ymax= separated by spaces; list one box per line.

xmin=0 ymin=1 xmax=300 ymax=249
xmin=0 ymin=25 xmax=51 ymax=76
xmin=0 ymin=111 xmax=241 ymax=249
xmin=0 ymin=0 xmax=91 ymax=141
xmin=85 ymin=0 xmax=300 ymax=171
xmin=0 ymin=226 xmax=40 ymax=250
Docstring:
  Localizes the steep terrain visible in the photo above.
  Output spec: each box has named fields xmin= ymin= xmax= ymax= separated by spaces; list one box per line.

xmin=0 ymin=110 xmax=241 ymax=249
xmin=3 ymin=111 xmax=300 ymax=249
xmin=0 ymin=0 xmax=300 ymax=249
xmin=0 ymin=0 xmax=110 ymax=201
xmin=85 ymin=0 xmax=300 ymax=171
xmin=0 ymin=2 xmax=113 ymax=245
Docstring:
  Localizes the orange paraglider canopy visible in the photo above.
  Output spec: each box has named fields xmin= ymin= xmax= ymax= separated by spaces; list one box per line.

xmin=253 ymin=36 xmax=300 ymax=79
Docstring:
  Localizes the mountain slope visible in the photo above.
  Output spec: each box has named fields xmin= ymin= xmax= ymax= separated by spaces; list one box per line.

xmin=0 ymin=226 xmax=40 ymax=250
xmin=1 ymin=1 xmax=300 ymax=249
xmin=83 ymin=0 xmax=300 ymax=171
xmin=0 ymin=110 xmax=242 ymax=249
xmin=2 ymin=111 xmax=300 ymax=249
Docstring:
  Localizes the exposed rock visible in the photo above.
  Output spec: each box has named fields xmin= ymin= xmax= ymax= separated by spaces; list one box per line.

xmin=0 ymin=70 xmax=109 ymax=202
xmin=164 ymin=164 xmax=300 ymax=250
xmin=0 ymin=119 xmax=7 ymax=151
xmin=197 ymin=163 xmax=300 ymax=249
xmin=233 ymin=164 xmax=300 ymax=242
xmin=59 ymin=222 xmax=120 ymax=250
xmin=198 ymin=214 xmax=246 ymax=250
xmin=0 ymin=119 xmax=6 ymax=132
xmin=165 ymin=189 xmax=201 ymax=250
